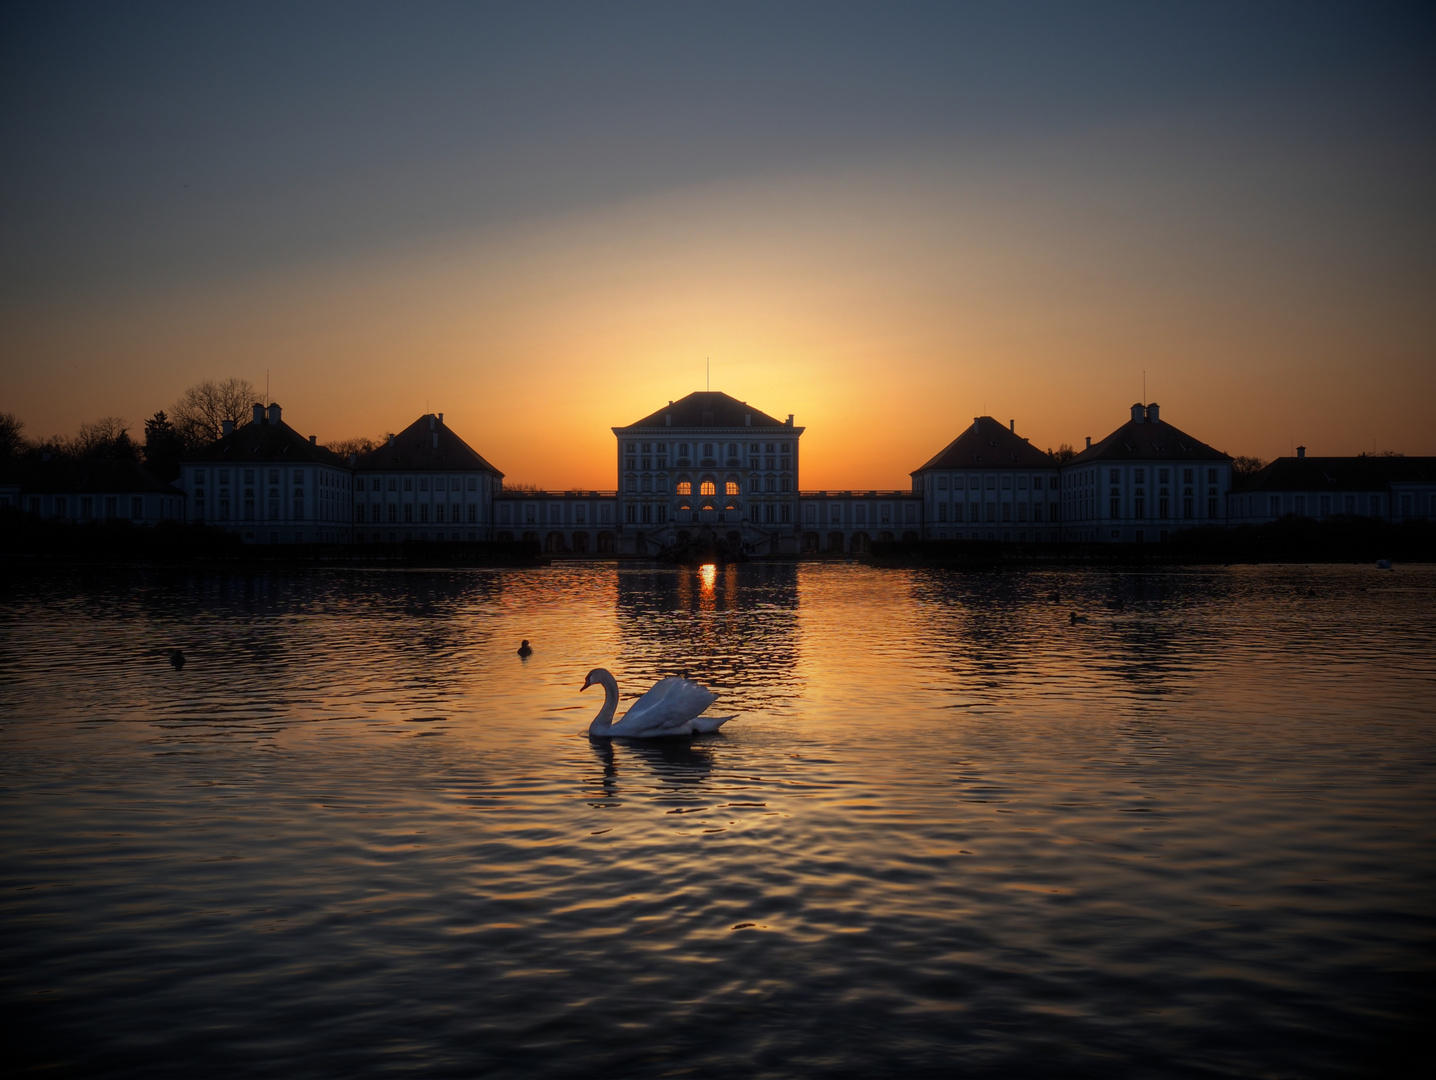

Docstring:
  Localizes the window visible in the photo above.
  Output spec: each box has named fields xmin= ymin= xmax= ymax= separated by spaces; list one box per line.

xmin=1001 ymin=475 xmax=1012 ymax=490
xmin=404 ymin=478 xmax=413 ymax=491
xmin=1270 ymin=495 xmax=1281 ymax=516
xmin=419 ymin=478 xmax=428 ymax=492
xmin=1134 ymin=496 xmax=1145 ymax=518
xmin=626 ymin=505 xmax=636 ymax=523
xmin=953 ymin=503 xmax=964 ymax=522
xmin=1159 ymin=468 xmax=1169 ymax=484
xmin=388 ymin=478 xmax=397 ymax=491
xmin=1370 ymin=495 xmax=1381 ymax=516
xmin=1033 ymin=476 xmax=1042 ymax=491
xmin=1134 ymin=469 xmax=1145 ymax=484
xmin=726 ymin=481 xmax=739 ymax=495
xmin=986 ymin=503 xmax=997 ymax=522
xmin=1110 ymin=469 xmax=1120 ymax=484
xmin=938 ymin=504 xmax=947 ymax=521
xmin=1319 ymin=495 xmax=1331 ymax=517
xmin=1208 ymin=469 xmax=1218 ymax=484
xmin=677 ymin=481 xmax=692 ymax=495
xmin=405 ymin=505 xmax=414 ymax=523
xmin=985 ymin=475 xmax=996 ymax=490
xmin=294 ymin=471 xmax=304 ymax=485
xmin=268 ymin=470 xmax=279 ymax=484
xmin=468 ymin=504 xmax=477 ymax=523
xmin=355 ymin=478 xmax=364 ymax=492
xmin=626 ymin=476 xmax=637 ymax=492
xmin=703 ymin=443 xmax=714 ymax=457
xmin=1159 ymin=497 xmax=1169 ymax=518
xmin=467 ymin=477 xmax=478 ymax=491
xmin=1208 ymin=497 xmax=1218 ymax=518
xmin=1111 ymin=497 xmax=1121 ymax=519
xmin=626 ymin=442 xmax=635 ymax=452
xmin=700 ymin=481 xmax=716 ymax=496
xmin=1183 ymin=496 xmax=1193 ymax=519
xmin=766 ymin=504 xmax=776 ymax=523
xmin=131 ymin=497 xmax=144 ymax=518
xmin=954 ymin=476 xmax=965 ymax=490
xmin=1018 ymin=475 xmax=1028 ymax=490
xmin=938 ymin=475 xmax=948 ymax=490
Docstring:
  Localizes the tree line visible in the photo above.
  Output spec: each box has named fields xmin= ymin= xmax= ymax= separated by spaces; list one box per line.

xmin=1 ymin=379 xmax=385 ymax=481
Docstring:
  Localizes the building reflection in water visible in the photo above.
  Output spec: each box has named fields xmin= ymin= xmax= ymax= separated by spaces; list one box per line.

xmin=614 ymin=562 xmax=803 ymax=715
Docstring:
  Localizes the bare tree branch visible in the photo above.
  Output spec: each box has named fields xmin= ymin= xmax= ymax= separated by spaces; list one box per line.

xmin=171 ymin=377 xmax=257 ymax=449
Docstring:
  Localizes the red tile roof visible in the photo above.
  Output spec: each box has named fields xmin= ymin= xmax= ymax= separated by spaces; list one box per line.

xmin=913 ymin=417 xmax=1056 ymax=472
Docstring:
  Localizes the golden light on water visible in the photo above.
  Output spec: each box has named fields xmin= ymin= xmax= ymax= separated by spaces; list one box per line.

xmin=699 ymin=563 xmax=718 ymax=595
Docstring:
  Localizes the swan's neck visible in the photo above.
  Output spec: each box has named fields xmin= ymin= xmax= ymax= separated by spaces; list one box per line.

xmin=588 ymin=672 xmax=619 ymax=734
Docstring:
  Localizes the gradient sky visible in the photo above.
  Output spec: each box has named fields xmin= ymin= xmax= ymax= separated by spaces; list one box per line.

xmin=2 ymin=2 xmax=1433 ymax=488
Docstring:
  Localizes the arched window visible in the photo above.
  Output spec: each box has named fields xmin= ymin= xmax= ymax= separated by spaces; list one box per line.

xmin=700 ymin=480 xmax=716 ymax=496
xmin=725 ymin=480 xmax=739 ymax=495
xmin=676 ymin=481 xmax=692 ymax=496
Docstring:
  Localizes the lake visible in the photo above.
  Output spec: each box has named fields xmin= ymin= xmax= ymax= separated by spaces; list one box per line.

xmin=2 ymin=561 xmax=1433 ymax=1078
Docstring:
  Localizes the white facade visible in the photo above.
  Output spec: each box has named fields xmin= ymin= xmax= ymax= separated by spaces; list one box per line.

xmin=181 ymin=404 xmax=353 ymax=545
xmin=1061 ymin=403 xmax=1230 ymax=543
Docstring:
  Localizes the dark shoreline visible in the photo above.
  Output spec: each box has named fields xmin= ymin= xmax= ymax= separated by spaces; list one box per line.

xmin=3 ymin=513 xmax=1432 ymax=569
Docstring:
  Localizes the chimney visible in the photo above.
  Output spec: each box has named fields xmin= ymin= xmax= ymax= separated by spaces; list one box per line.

xmin=1009 ymin=419 xmax=1015 ymax=432
xmin=1131 ymin=403 xmax=1145 ymax=423
xmin=432 ymin=433 xmax=439 ymax=448
xmin=309 ymin=435 xmax=316 ymax=445
xmin=388 ymin=434 xmax=395 ymax=446
xmin=222 ymin=419 xmax=234 ymax=436
xmin=1086 ymin=436 xmax=1092 ymax=449
xmin=1146 ymin=402 xmax=1160 ymax=424
xmin=438 ymin=413 xmax=443 ymax=424
xmin=253 ymin=403 xmax=264 ymax=425
xmin=1297 ymin=445 xmax=1306 ymax=459
xmin=974 ymin=417 xmax=980 ymax=433
xmin=786 ymin=414 xmax=793 ymax=427
xmin=429 ymin=416 xmax=435 ymax=431
xmin=267 ymin=403 xmax=281 ymax=425
xmin=349 ymin=453 xmax=357 ymax=466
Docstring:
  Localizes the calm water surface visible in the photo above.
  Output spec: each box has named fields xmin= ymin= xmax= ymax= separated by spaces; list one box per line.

xmin=2 ymin=562 xmax=1434 ymax=1078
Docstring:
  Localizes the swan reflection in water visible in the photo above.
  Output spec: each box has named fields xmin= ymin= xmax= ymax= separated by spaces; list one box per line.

xmin=585 ymin=735 xmax=718 ymax=805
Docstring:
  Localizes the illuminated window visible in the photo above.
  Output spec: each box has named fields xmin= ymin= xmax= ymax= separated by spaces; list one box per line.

xmin=700 ymin=481 xmax=716 ymax=496
xmin=677 ymin=481 xmax=691 ymax=495
xmin=701 ymin=503 xmax=715 ymax=511
xmin=725 ymin=481 xmax=739 ymax=495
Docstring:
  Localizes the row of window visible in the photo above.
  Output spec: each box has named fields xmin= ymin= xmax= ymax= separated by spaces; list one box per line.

xmin=627 ymin=477 xmax=791 ymax=494
xmin=356 ymin=475 xmax=485 ymax=493
xmin=356 ymin=504 xmax=479 ymax=524
xmin=30 ymin=495 xmax=177 ymax=520
xmin=1069 ymin=466 xmax=1221 ymax=488
xmin=192 ymin=468 xmax=349 ymax=488
xmin=932 ymin=473 xmax=1057 ymax=492
xmin=624 ymin=441 xmax=791 ymax=455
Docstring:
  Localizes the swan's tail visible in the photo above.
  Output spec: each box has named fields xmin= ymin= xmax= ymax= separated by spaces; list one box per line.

xmin=691 ymin=714 xmax=736 ymax=733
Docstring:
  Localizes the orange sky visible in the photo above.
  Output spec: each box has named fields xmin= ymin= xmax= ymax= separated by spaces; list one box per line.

xmin=2 ymin=8 xmax=1433 ymax=488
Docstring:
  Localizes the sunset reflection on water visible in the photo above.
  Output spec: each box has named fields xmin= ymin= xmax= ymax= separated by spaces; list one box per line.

xmin=1 ymin=562 xmax=1433 ymax=1078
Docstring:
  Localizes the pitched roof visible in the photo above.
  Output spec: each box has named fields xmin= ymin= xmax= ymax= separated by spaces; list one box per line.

xmin=186 ymin=409 xmax=349 ymax=467
xmin=619 ymin=391 xmax=792 ymax=431
xmin=354 ymin=414 xmax=502 ymax=474
xmin=913 ymin=417 xmax=1056 ymax=472
xmin=1070 ymin=407 xmax=1230 ymax=464
xmin=1235 ymin=456 xmax=1436 ymax=493
xmin=19 ymin=458 xmax=182 ymax=495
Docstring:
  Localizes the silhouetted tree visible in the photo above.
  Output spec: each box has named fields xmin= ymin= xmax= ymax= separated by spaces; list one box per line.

xmin=326 ymin=435 xmax=381 ymax=456
xmin=1232 ymin=455 xmax=1267 ymax=480
xmin=1051 ymin=443 xmax=1076 ymax=463
xmin=172 ymin=377 xmax=256 ymax=449
xmin=0 ymin=412 xmax=23 ymax=458
xmin=143 ymin=410 xmax=184 ymax=480
xmin=70 ymin=417 xmax=137 ymax=460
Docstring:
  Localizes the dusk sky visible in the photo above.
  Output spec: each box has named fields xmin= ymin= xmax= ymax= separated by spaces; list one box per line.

xmin=2 ymin=2 xmax=1433 ymax=488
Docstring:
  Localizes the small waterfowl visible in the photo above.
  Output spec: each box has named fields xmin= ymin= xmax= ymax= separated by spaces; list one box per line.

xmin=517 ymin=640 xmax=533 ymax=657
xmin=1069 ymin=612 xmax=1088 ymax=625
xmin=1047 ymin=590 xmax=1061 ymax=602
xmin=169 ymin=649 xmax=186 ymax=670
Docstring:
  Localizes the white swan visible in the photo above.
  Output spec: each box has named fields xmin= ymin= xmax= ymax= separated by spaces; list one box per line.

xmin=581 ymin=668 xmax=735 ymax=738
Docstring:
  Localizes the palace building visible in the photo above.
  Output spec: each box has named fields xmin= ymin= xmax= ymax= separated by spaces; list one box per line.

xmin=352 ymin=413 xmax=503 ymax=544
xmin=160 ymin=387 xmax=1436 ymax=551
xmin=1060 ymin=403 xmax=1231 ymax=543
xmin=611 ymin=391 xmax=804 ymax=555
xmin=912 ymin=416 xmax=1061 ymax=543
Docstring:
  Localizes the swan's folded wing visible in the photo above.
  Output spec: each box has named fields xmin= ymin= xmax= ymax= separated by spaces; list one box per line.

xmin=621 ymin=678 xmax=717 ymax=732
